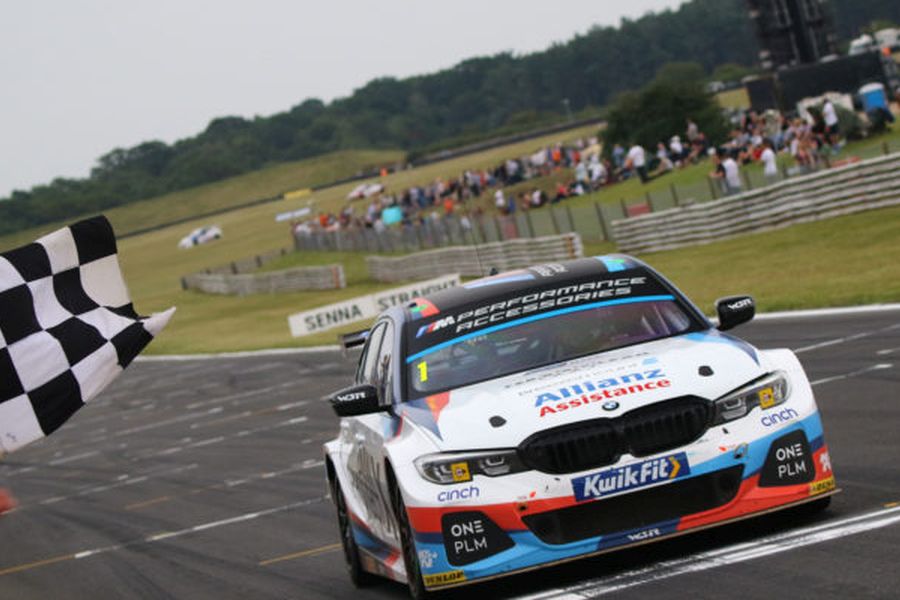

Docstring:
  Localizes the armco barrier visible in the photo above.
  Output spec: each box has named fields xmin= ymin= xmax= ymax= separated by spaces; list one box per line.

xmin=612 ymin=153 xmax=900 ymax=254
xmin=182 ymin=264 xmax=345 ymax=296
xmin=365 ymin=233 xmax=583 ymax=283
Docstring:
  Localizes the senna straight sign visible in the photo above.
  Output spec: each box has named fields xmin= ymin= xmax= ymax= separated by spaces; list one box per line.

xmin=288 ymin=274 xmax=460 ymax=337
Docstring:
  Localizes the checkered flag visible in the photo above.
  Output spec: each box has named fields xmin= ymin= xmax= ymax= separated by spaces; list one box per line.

xmin=0 ymin=216 xmax=174 ymax=454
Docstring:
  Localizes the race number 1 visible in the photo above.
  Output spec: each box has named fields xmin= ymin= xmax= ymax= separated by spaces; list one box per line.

xmin=417 ymin=362 xmax=428 ymax=382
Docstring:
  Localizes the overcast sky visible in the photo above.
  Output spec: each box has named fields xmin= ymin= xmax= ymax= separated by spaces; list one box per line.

xmin=0 ymin=0 xmax=684 ymax=198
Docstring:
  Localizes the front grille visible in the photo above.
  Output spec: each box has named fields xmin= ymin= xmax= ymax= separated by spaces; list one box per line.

xmin=522 ymin=465 xmax=744 ymax=545
xmin=519 ymin=397 xmax=712 ymax=474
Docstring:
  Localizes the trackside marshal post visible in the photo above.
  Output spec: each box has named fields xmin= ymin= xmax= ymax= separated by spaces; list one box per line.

xmin=288 ymin=274 xmax=460 ymax=337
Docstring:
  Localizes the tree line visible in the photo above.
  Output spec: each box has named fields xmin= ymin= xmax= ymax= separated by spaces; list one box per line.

xmin=2 ymin=0 xmax=896 ymax=235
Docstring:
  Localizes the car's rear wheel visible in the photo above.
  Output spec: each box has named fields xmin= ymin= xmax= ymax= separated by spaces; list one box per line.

xmin=332 ymin=478 xmax=374 ymax=587
xmin=389 ymin=476 xmax=430 ymax=600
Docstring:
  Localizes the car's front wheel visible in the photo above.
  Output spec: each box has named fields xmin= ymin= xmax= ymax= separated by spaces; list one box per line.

xmin=332 ymin=477 xmax=374 ymax=588
xmin=390 ymin=475 xmax=430 ymax=600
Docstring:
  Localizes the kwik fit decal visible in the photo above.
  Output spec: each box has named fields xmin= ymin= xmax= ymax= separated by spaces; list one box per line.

xmin=572 ymin=453 xmax=690 ymax=501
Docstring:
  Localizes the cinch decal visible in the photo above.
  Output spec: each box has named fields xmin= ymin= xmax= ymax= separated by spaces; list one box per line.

xmin=572 ymin=452 xmax=690 ymax=501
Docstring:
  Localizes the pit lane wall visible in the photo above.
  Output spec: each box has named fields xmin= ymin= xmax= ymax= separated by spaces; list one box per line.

xmin=365 ymin=232 xmax=583 ymax=283
xmin=183 ymin=264 xmax=345 ymax=295
xmin=612 ymin=153 xmax=900 ymax=254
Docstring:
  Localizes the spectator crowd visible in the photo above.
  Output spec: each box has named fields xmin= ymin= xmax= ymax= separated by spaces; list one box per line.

xmin=295 ymin=96 xmax=891 ymax=237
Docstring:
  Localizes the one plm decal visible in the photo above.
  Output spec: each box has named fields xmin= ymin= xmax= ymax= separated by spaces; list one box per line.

xmin=572 ymin=452 xmax=691 ymax=502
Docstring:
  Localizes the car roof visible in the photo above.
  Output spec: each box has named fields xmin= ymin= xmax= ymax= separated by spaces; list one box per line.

xmin=402 ymin=254 xmax=652 ymax=319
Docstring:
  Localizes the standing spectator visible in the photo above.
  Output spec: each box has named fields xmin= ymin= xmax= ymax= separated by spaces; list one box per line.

xmin=760 ymin=140 xmax=778 ymax=184
xmin=656 ymin=143 xmax=673 ymax=172
xmin=722 ymin=151 xmax=743 ymax=195
xmin=686 ymin=118 xmax=699 ymax=143
xmin=669 ymin=135 xmax=685 ymax=165
xmin=626 ymin=143 xmax=649 ymax=183
xmin=574 ymin=161 xmax=589 ymax=188
xmin=612 ymin=144 xmax=626 ymax=170
xmin=494 ymin=189 xmax=507 ymax=214
xmin=588 ymin=155 xmax=607 ymax=188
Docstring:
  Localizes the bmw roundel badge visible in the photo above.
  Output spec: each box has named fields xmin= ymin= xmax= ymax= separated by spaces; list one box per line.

xmin=602 ymin=401 xmax=619 ymax=411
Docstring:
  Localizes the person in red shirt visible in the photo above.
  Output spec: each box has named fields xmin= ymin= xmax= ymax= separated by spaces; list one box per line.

xmin=0 ymin=488 xmax=16 ymax=515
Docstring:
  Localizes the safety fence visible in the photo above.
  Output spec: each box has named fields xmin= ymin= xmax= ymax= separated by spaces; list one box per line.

xmin=181 ymin=264 xmax=345 ymax=296
xmin=612 ymin=152 xmax=900 ymax=254
xmin=293 ymin=143 xmax=899 ymax=253
xmin=365 ymin=233 xmax=583 ymax=283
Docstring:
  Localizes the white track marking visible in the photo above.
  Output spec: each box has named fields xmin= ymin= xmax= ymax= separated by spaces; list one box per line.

xmin=136 ymin=346 xmax=341 ymax=362
xmin=810 ymin=363 xmax=893 ymax=387
xmin=794 ymin=322 xmax=900 ymax=354
xmin=517 ymin=505 xmax=900 ymax=599
xmin=754 ymin=304 xmax=900 ymax=320
xmin=68 ymin=495 xmax=327 ymax=563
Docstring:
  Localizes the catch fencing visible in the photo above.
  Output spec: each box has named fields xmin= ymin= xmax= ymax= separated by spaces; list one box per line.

xmin=612 ymin=152 xmax=900 ymax=254
xmin=365 ymin=233 xmax=583 ymax=283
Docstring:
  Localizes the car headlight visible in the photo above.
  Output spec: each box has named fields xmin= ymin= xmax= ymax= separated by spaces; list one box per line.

xmin=712 ymin=371 xmax=790 ymax=425
xmin=414 ymin=450 xmax=528 ymax=485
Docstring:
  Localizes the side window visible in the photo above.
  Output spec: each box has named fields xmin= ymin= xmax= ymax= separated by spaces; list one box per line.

xmin=357 ymin=323 xmax=386 ymax=384
xmin=373 ymin=322 xmax=395 ymax=404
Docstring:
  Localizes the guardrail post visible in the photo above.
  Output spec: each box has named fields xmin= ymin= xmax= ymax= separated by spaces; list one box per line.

xmin=549 ymin=207 xmax=561 ymax=234
xmin=645 ymin=192 xmax=655 ymax=213
xmin=564 ymin=205 xmax=575 ymax=233
xmin=525 ymin=211 xmax=536 ymax=238
xmin=883 ymin=141 xmax=890 ymax=156
xmin=670 ymin=183 xmax=680 ymax=206
xmin=707 ymin=176 xmax=719 ymax=200
xmin=742 ymin=170 xmax=753 ymax=191
xmin=620 ymin=198 xmax=628 ymax=217
xmin=594 ymin=202 xmax=610 ymax=241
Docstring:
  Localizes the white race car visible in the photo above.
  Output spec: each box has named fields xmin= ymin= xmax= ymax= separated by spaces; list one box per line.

xmin=177 ymin=225 xmax=222 ymax=249
xmin=324 ymin=255 xmax=836 ymax=598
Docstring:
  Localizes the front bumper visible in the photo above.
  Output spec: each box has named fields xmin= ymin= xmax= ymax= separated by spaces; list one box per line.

xmin=406 ymin=414 xmax=836 ymax=591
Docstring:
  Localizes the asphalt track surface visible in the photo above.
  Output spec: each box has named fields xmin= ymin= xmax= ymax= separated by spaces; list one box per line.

xmin=1 ymin=307 xmax=899 ymax=599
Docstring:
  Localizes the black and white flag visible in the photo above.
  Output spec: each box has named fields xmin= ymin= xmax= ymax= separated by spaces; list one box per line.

xmin=0 ymin=216 xmax=173 ymax=454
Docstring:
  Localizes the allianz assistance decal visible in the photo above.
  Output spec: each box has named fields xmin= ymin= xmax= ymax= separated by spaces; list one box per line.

xmin=572 ymin=453 xmax=690 ymax=502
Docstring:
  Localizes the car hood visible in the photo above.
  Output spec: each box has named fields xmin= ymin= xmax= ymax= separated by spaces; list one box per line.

xmin=400 ymin=330 xmax=766 ymax=451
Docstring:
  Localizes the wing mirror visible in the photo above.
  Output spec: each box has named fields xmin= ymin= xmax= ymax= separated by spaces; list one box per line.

xmin=715 ymin=296 xmax=755 ymax=331
xmin=329 ymin=384 xmax=386 ymax=417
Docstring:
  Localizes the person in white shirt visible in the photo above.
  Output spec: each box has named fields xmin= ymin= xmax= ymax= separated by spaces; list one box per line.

xmin=760 ymin=140 xmax=778 ymax=183
xmin=822 ymin=99 xmax=841 ymax=151
xmin=626 ymin=143 xmax=648 ymax=183
xmin=669 ymin=135 xmax=684 ymax=164
xmin=722 ymin=154 xmax=742 ymax=195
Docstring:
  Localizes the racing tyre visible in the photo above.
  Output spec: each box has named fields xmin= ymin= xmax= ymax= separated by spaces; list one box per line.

xmin=798 ymin=495 xmax=832 ymax=517
xmin=332 ymin=478 xmax=375 ymax=587
xmin=390 ymin=477 xmax=430 ymax=600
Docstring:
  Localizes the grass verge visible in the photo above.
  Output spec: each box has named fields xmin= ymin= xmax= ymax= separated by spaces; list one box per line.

xmin=142 ymin=205 xmax=900 ymax=354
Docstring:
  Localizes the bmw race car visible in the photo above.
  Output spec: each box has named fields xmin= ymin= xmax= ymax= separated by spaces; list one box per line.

xmin=323 ymin=255 xmax=836 ymax=598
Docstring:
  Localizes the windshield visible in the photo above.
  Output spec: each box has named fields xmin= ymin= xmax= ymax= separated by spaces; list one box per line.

xmin=406 ymin=297 xmax=696 ymax=395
